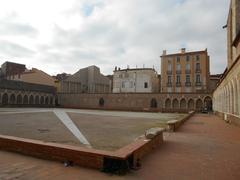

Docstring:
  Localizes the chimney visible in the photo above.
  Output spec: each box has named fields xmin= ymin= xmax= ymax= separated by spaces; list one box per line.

xmin=181 ymin=48 xmax=186 ymax=53
xmin=162 ymin=50 xmax=167 ymax=55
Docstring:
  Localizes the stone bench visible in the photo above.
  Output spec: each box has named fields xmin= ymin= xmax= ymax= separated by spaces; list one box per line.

xmin=145 ymin=127 xmax=165 ymax=139
xmin=167 ymin=120 xmax=179 ymax=132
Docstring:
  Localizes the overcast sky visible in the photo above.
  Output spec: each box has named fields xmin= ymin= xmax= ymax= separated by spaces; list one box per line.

xmin=0 ymin=0 xmax=230 ymax=76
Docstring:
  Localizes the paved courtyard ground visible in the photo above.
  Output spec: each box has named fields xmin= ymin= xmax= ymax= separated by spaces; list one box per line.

xmin=0 ymin=113 xmax=240 ymax=179
xmin=0 ymin=108 xmax=185 ymax=150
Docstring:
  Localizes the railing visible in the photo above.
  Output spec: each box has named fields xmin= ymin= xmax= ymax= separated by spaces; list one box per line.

xmin=176 ymin=82 xmax=182 ymax=87
xmin=195 ymin=69 xmax=201 ymax=73
xmin=176 ymin=70 xmax=182 ymax=74
xmin=185 ymin=69 xmax=191 ymax=74
xmin=195 ymin=82 xmax=202 ymax=86
xmin=167 ymin=82 xmax=172 ymax=87
xmin=185 ymin=82 xmax=192 ymax=87
xmin=167 ymin=70 xmax=172 ymax=75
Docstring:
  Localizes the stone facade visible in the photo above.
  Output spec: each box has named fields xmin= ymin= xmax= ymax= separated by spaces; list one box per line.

xmin=0 ymin=79 xmax=56 ymax=106
xmin=61 ymin=66 xmax=110 ymax=93
xmin=58 ymin=93 xmax=212 ymax=112
xmin=213 ymin=0 xmax=240 ymax=121
xmin=1 ymin=61 xmax=26 ymax=78
xmin=161 ymin=48 xmax=210 ymax=93
xmin=113 ymin=68 xmax=159 ymax=93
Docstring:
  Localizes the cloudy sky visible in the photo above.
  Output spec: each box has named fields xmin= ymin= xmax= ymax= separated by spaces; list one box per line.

xmin=0 ymin=0 xmax=230 ymax=76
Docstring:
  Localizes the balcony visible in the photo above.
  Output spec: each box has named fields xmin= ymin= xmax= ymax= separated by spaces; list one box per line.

xmin=185 ymin=69 xmax=191 ymax=74
xmin=195 ymin=69 xmax=201 ymax=73
xmin=185 ymin=82 xmax=192 ymax=87
xmin=167 ymin=82 xmax=172 ymax=87
xmin=167 ymin=70 xmax=172 ymax=75
xmin=176 ymin=82 xmax=182 ymax=87
xmin=195 ymin=82 xmax=202 ymax=86
xmin=176 ymin=70 xmax=182 ymax=74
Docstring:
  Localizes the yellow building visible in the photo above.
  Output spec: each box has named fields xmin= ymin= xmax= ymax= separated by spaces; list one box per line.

xmin=160 ymin=48 xmax=210 ymax=93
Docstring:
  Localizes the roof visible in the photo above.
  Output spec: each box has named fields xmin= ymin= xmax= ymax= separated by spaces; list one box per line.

xmin=161 ymin=50 xmax=207 ymax=58
xmin=114 ymin=68 xmax=156 ymax=72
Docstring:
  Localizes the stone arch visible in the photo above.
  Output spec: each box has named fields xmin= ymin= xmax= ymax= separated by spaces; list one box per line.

xmin=50 ymin=97 xmax=53 ymax=105
xmin=196 ymin=99 xmax=203 ymax=111
xmin=99 ymin=98 xmax=104 ymax=106
xmin=237 ymin=78 xmax=240 ymax=115
xmin=35 ymin=95 xmax=40 ymax=105
xmin=29 ymin=95 xmax=34 ymax=104
xmin=150 ymin=98 xmax=157 ymax=108
xmin=17 ymin=94 xmax=23 ymax=104
xmin=40 ymin=96 xmax=44 ymax=105
xmin=45 ymin=96 xmax=49 ymax=105
xmin=229 ymin=82 xmax=234 ymax=114
xmin=180 ymin=99 xmax=187 ymax=109
xmin=233 ymin=79 xmax=238 ymax=115
xmin=172 ymin=99 xmax=179 ymax=109
xmin=188 ymin=99 xmax=194 ymax=110
xmin=10 ymin=94 xmax=16 ymax=104
xmin=165 ymin=98 xmax=171 ymax=109
xmin=204 ymin=96 xmax=212 ymax=111
xmin=23 ymin=95 xmax=28 ymax=104
xmin=2 ymin=93 xmax=8 ymax=105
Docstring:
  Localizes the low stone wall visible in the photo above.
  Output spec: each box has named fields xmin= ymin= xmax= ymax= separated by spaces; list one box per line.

xmin=58 ymin=93 xmax=212 ymax=112
xmin=215 ymin=111 xmax=240 ymax=127
xmin=0 ymin=132 xmax=164 ymax=173
xmin=167 ymin=111 xmax=195 ymax=131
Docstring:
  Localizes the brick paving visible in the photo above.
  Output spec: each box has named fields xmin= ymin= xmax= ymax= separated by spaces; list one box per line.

xmin=0 ymin=114 xmax=240 ymax=180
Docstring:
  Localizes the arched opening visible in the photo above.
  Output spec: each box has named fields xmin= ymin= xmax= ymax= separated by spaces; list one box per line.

xmin=50 ymin=97 xmax=53 ymax=105
xmin=196 ymin=99 xmax=203 ymax=111
xmin=204 ymin=96 xmax=212 ymax=111
xmin=99 ymin=98 xmax=104 ymax=107
xmin=10 ymin=94 xmax=16 ymax=104
xmin=173 ymin=99 xmax=179 ymax=109
xmin=29 ymin=95 xmax=34 ymax=104
xmin=23 ymin=95 xmax=28 ymax=104
xmin=2 ymin=93 xmax=8 ymax=105
xmin=35 ymin=96 xmax=40 ymax=105
xmin=180 ymin=99 xmax=187 ymax=109
xmin=150 ymin=98 xmax=157 ymax=108
xmin=165 ymin=98 xmax=171 ymax=109
xmin=45 ymin=97 xmax=49 ymax=105
xmin=17 ymin=94 xmax=23 ymax=104
xmin=188 ymin=99 xmax=194 ymax=110
xmin=40 ymin=96 xmax=44 ymax=105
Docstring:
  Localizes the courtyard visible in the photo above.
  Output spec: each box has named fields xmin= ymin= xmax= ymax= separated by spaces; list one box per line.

xmin=0 ymin=108 xmax=186 ymax=151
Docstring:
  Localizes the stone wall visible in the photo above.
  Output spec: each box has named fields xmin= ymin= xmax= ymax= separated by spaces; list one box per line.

xmin=58 ymin=93 xmax=212 ymax=112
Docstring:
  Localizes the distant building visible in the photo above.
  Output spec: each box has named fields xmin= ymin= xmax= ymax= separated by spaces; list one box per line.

xmin=161 ymin=48 xmax=210 ymax=93
xmin=6 ymin=68 xmax=57 ymax=87
xmin=61 ymin=65 xmax=110 ymax=93
xmin=209 ymin=74 xmax=222 ymax=93
xmin=1 ymin=61 xmax=26 ymax=78
xmin=112 ymin=67 xmax=159 ymax=93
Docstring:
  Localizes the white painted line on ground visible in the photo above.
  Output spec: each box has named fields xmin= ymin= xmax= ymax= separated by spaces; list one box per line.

xmin=53 ymin=109 xmax=91 ymax=148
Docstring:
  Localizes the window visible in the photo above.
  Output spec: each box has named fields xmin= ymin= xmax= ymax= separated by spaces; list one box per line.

xmin=144 ymin=82 xmax=148 ymax=88
xmin=177 ymin=64 xmax=181 ymax=71
xmin=177 ymin=56 xmax=180 ymax=62
xmin=130 ymin=81 xmax=133 ymax=88
xmin=196 ymin=55 xmax=200 ymax=61
xmin=186 ymin=75 xmax=190 ymax=82
xmin=176 ymin=75 xmax=181 ymax=83
xmin=167 ymin=76 xmax=172 ymax=83
xmin=196 ymin=63 xmax=200 ymax=70
xmin=167 ymin=63 xmax=172 ymax=71
xmin=186 ymin=63 xmax=190 ymax=70
xmin=196 ymin=75 xmax=201 ymax=83
xmin=186 ymin=55 xmax=190 ymax=61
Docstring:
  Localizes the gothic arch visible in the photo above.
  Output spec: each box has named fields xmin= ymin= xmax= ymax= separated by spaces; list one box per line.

xmin=99 ymin=98 xmax=104 ymax=106
xmin=204 ymin=96 xmax=212 ymax=111
xmin=188 ymin=99 xmax=194 ymax=110
xmin=29 ymin=95 xmax=34 ymax=104
xmin=40 ymin=96 xmax=44 ymax=105
xmin=172 ymin=99 xmax=179 ymax=109
xmin=45 ymin=96 xmax=49 ymax=105
xmin=180 ymin=98 xmax=187 ymax=109
xmin=196 ymin=99 xmax=203 ymax=111
xmin=23 ymin=95 xmax=28 ymax=104
xmin=10 ymin=94 xmax=16 ymax=104
xmin=50 ymin=97 xmax=53 ymax=105
xmin=35 ymin=95 xmax=40 ymax=105
xmin=17 ymin=94 xmax=23 ymax=104
xmin=165 ymin=98 xmax=171 ymax=109
xmin=2 ymin=93 xmax=8 ymax=105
